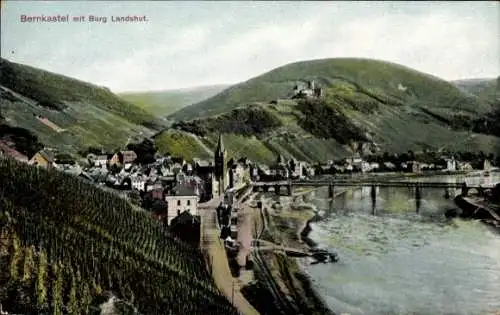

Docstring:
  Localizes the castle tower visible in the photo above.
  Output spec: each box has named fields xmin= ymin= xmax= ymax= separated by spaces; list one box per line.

xmin=214 ymin=133 xmax=226 ymax=196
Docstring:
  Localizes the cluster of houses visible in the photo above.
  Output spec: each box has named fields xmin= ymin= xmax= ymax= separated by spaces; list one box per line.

xmin=1 ymin=134 xmax=496 ymax=242
xmin=310 ymin=154 xmax=492 ymax=175
xmin=250 ymin=153 xmax=490 ymax=180
xmin=0 ymin=135 xmax=250 ymax=243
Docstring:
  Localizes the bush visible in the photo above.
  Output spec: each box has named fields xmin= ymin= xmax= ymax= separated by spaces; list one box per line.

xmin=173 ymin=106 xmax=282 ymax=136
xmin=296 ymin=99 xmax=367 ymax=144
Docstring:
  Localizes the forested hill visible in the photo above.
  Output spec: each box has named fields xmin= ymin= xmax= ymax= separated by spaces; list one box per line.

xmin=0 ymin=58 xmax=165 ymax=156
xmin=0 ymin=157 xmax=238 ymax=315
xmin=169 ymin=58 xmax=492 ymax=121
xmin=157 ymin=58 xmax=500 ymax=163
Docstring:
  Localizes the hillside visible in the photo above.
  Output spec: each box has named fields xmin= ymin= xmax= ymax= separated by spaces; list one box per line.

xmin=119 ymin=85 xmax=229 ymax=117
xmin=451 ymin=78 xmax=500 ymax=138
xmin=0 ymin=58 xmax=165 ymax=156
xmin=0 ymin=157 xmax=238 ymax=315
xmin=159 ymin=58 xmax=500 ymax=163
xmin=452 ymin=77 xmax=499 ymax=102
xmin=169 ymin=58 xmax=492 ymax=120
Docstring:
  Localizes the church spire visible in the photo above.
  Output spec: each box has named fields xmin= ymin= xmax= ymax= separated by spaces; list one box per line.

xmin=216 ymin=133 xmax=224 ymax=154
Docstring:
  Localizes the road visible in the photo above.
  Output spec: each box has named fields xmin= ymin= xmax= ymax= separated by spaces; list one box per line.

xmin=199 ymin=196 xmax=259 ymax=315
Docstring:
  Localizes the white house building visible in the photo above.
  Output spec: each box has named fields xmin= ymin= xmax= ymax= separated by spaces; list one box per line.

xmin=484 ymin=159 xmax=492 ymax=170
xmin=95 ymin=155 xmax=108 ymax=168
xmin=369 ymin=162 xmax=380 ymax=171
xmin=290 ymin=160 xmax=307 ymax=178
xmin=446 ymin=158 xmax=457 ymax=171
xmin=360 ymin=161 xmax=371 ymax=173
xmin=165 ymin=186 xmax=199 ymax=226
xmin=131 ymin=175 xmax=147 ymax=191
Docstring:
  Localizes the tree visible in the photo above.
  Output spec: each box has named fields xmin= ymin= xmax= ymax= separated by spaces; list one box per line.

xmin=382 ymin=151 xmax=390 ymax=161
xmin=127 ymin=138 xmax=157 ymax=165
xmin=407 ymin=150 xmax=415 ymax=161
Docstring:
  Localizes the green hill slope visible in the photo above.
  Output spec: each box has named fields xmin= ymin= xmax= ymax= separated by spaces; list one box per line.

xmin=0 ymin=58 xmax=164 ymax=156
xmin=0 ymin=157 xmax=238 ymax=315
xmin=120 ymin=85 xmax=229 ymax=117
xmin=452 ymin=77 xmax=500 ymax=102
xmin=169 ymin=58 xmax=492 ymax=120
xmin=160 ymin=58 xmax=500 ymax=163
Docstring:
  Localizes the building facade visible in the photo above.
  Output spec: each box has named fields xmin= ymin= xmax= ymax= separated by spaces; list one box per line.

xmin=446 ymin=158 xmax=457 ymax=171
xmin=165 ymin=194 xmax=198 ymax=226
xmin=109 ymin=150 xmax=137 ymax=167
xmin=29 ymin=150 xmax=55 ymax=168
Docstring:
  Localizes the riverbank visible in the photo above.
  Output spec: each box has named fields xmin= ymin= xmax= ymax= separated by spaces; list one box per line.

xmin=238 ymin=187 xmax=343 ymax=315
xmin=454 ymin=195 xmax=500 ymax=230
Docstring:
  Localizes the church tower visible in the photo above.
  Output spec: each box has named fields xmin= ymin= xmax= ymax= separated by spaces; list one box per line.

xmin=214 ymin=133 xmax=226 ymax=196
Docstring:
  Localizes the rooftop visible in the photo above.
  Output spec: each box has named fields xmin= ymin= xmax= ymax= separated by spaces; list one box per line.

xmin=37 ymin=149 xmax=55 ymax=162
xmin=169 ymin=184 xmax=198 ymax=197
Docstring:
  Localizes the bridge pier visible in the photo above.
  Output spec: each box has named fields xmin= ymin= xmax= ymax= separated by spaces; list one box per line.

xmin=415 ymin=184 xmax=422 ymax=200
xmin=263 ymin=185 xmax=269 ymax=192
xmin=461 ymin=183 xmax=469 ymax=196
xmin=415 ymin=183 xmax=422 ymax=214
xmin=328 ymin=183 xmax=334 ymax=199
xmin=370 ymin=184 xmax=376 ymax=201
xmin=444 ymin=188 xmax=450 ymax=199
xmin=370 ymin=184 xmax=377 ymax=215
xmin=275 ymin=184 xmax=281 ymax=196
xmin=287 ymin=183 xmax=292 ymax=196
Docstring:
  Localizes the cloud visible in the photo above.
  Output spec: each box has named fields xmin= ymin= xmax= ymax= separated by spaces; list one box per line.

xmin=1 ymin=1 xmax=498 ymax=92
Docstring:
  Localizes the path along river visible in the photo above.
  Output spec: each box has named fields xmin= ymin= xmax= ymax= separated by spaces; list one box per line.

xmin=302 ymin=173 xmax=500 ymax=315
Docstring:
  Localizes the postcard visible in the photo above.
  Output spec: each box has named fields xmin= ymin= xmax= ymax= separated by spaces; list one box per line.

xmin=1 ymin=1 xmax=499 ymax=315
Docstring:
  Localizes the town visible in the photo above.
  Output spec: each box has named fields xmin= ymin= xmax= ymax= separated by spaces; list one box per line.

xmin=1 ymin=133 xmax=498 ymax=245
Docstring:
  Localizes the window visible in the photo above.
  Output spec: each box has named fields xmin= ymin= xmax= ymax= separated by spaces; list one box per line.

xmin=187 ymin=200 xmax=191 ymax=206
xmin=177 ymin=200 xmax=181 ymax=206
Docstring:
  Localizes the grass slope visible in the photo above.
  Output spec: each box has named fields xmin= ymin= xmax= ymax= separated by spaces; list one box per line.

xmin=0 ymin=58 xmax=162 ymax=155
xmin=164 ymin=101 xmax=500 ymax=164
xmin=160 ymin=58 xmax=500 ymax=163
xmin=452 ymin=77 xmax=500 ymax=102
xmin=119 ymin=85 xmax=229 ymax=117
xmin=0 ymin=157 xmax=238 ymax=315
xmin=170 ymin=58 xmax=491 ymax=120
xmin=155 ymin=129 xmax=213 ymax=161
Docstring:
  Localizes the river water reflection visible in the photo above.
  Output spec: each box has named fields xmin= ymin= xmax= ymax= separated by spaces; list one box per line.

xmin=304 ymin=174 xmax=500 ymax=315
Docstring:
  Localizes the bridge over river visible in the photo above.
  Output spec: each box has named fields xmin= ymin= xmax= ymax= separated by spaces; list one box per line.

xmin=252 ymin=179 xmax=493 ymax=200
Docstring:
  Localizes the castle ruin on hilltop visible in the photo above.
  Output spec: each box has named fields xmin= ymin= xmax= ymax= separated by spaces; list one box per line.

xmin=292 ymin=80 xmax=324 ymax=99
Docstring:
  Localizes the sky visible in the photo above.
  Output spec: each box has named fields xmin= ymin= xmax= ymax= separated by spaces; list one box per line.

xmin=1 ymin=1 xmax=499 ymax=93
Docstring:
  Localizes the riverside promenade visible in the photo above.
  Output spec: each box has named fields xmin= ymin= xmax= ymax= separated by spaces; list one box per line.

xmin=199 ymin=195 xmax=259 ymax=315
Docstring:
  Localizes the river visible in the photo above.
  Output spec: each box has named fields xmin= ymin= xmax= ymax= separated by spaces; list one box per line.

xmin=302 ymin=173 xmax=500 ymax=315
